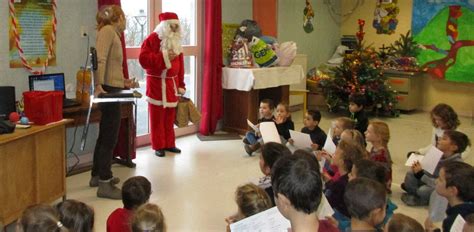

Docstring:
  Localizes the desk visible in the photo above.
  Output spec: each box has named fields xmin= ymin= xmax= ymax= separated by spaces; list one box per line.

xmin=63 ymin=102 xmax=136 ymax=173
xmin=0 ymin=119 xmax=71 ymax=226
xmin=222 ymin=66 xmax=304 ymax=134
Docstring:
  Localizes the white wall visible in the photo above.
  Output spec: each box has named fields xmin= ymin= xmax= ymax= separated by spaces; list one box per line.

xmin=0 ymin=0 xmax=97 ymax=100
xmin=278 ymin=0 xmax=341 ymax=68
xmin=222 ymin=0 xmax=252 ymax=24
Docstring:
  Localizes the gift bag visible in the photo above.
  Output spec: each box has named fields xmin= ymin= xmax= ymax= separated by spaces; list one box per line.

xmin=23 ymin=91 xmax=63 ymax=125
xmin=275 ymin=41 xmax=297 ymax=66
xmin=229 ymin=37 xmax=253 ymax=68
xmin=249 ymin=36 xmax=279 ymax=67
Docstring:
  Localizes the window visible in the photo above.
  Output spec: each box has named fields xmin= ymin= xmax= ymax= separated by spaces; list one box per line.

xmin=122 ymin=0 xmax=202 ymax=143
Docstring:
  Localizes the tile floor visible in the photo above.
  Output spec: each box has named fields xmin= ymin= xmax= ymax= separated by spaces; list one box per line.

xmin=6 ymin=110 xmax=474 ymax=231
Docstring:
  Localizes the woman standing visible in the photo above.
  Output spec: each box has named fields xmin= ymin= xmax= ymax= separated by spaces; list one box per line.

xmin=91 ymin=5 xmax=135 ymax=199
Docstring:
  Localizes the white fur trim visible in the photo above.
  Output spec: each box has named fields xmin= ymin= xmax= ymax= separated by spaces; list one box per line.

xmin=164 ymin=19 xmax=179 ymax=25
xmin=162 ymin=50 xmax=172 ymax=69
xmin=146 ymin=97 xmax=178 ymax=108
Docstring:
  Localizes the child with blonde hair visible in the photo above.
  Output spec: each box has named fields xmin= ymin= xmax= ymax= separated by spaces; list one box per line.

xmin=332 ymin=117 xmax=355 ymax=145
xmin=365 ymin=120 xmax=392 ymax=192
xmin=131 ymin=203 xmax=166 ymax=232
xmin=340 ymin=129 xmax=366 ymax=150
xmin=17 ymin=204 xmax=68 ymax=232
xmin=225 ymin=183 xmax=272 ymax=229
xmin=274 ymin=102 xmax=294 ymax=143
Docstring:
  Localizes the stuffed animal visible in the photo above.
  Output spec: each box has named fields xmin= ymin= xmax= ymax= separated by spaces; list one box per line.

xmin=235 ymin=19 xmax=262 ymax=41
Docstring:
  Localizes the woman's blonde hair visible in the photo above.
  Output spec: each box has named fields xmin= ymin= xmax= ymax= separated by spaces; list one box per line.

xmin=131 ymin=203 xmax=166 ymax=232
xmin=235 ymin=183 xmax=272 ymax=219
xmin=369 ymin=121 xmax=390 ymax=146
xmin=96 ymin=5 xmax=125 ymax=30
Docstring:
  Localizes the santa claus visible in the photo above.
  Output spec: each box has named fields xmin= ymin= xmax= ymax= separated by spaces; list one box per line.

xmin=139 ymin=12 xmax=185 ymax=157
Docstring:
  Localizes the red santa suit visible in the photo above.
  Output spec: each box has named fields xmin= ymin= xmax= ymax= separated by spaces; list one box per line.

xmin=139 ymin=12 xmax=185 ymax=152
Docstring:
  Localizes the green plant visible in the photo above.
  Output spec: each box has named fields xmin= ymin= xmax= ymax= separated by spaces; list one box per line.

xmin=388 ymin=30 xmax=421 ymax=57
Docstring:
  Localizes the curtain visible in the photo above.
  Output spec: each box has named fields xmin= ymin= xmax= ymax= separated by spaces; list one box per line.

xmin=199 ymin=0 xmax=223 ymax=135
xmin=98 ymin=0 xmax=135 ymax=160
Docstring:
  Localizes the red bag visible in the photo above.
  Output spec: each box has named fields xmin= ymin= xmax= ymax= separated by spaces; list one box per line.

xmin=23 ymin=91 xmax=63 ymax=125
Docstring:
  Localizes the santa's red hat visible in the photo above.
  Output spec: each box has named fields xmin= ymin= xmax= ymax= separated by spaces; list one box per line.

xmin=159 ymin=12 xmax=179 ymax=25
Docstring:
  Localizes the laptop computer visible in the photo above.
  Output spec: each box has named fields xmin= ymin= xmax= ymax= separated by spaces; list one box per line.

xmin=28 ymin=73 xmax=81 ymax=108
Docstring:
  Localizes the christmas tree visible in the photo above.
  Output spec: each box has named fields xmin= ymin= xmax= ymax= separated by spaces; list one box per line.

xmin=319 ymin=19 xmax=398 ymax=116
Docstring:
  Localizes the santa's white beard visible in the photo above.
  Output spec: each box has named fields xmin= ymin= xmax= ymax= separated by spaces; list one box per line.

xmin=155 ymin=22 xmax=183 ymax=55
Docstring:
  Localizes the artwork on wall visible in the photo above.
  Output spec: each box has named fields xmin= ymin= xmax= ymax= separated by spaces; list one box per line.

xmin=373 ymin=0 xmax=400 ymax=34
xmin=9 ymin=0 xmax=57 ymax=74
xmin=412 ymin=0 xmax=474 ymax=83
xmin=303 ymin=0 xmax=315 ymax=33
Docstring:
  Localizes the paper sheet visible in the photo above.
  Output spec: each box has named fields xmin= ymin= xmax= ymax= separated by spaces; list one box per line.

xmin=317 ymin=195 xmax=335 ymax=220
xmin=230 ymin=207 xmax=290 ymax=232
xmin=450 ymin=214 xmax=466 ymax=232
xmin=289 ymin=130 xmax=313 ymax=149
xmin=405 ymin=153 xmax=425 ymax=167
xmin=260 ymin=122 xmax=281 ymax=144
xmin=323 ymin=128 xmax=336 ymax=155
xmin=247 ymin=119 xmax=259 ymax=133
xmin=421 ymin=146 xmax=443 ymax=175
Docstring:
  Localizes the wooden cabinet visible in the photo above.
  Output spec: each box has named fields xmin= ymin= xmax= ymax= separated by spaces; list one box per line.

xmin=385 ymin=70 xmax=423 ymax=111
xmin=0 ymin=120 xmax=71 ymax=225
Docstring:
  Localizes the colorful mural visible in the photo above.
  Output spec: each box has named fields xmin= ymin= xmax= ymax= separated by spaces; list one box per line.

xmin=412 ymin=0 xmax=474 ymax=83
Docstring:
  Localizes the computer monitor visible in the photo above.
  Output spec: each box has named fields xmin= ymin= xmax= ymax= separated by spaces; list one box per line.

xmin=28 ymin=73 xmax=66 ymax=99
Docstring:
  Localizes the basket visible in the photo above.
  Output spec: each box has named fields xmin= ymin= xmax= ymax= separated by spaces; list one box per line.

xmin=23 ymin=91 xmax=63 ymax=125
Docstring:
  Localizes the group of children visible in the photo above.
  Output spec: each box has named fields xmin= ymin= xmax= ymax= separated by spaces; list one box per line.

xmin=15 ymin=176 xmax=166 ymax=232
xmin=11 ymin=96 xmax=473 ymax=232
xmin=235 ymin=95 xmax=473 ymax=231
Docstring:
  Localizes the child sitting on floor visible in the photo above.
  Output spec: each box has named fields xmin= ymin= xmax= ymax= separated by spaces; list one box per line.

xmin=256 ymin=142 xmax=291 ymax=206
xmin=274 ymin=102 xmax=294 ymax=144
xmin=107 ymin=176 xmax=152 ymax=232
xmin=271 ymin=152 xmax=338 ymax=232
xmin=348 ymin=93 xmax=369 ymax=137
xmin=402 ymin=130 xmax=470 ymax=206
xmin=365 ymin=120 xmax=393 ymax=192
xmin=56 ymin=199 xmax=94 ymax=232
xmin=225 ymin=183 xmax=273 ymax=230
xmin=332 ymin=117 xmax=355 ymax=145
xmin=288 ymin=109 xmax=326 ymax=151
xmin=131 ymin=203 xmax=166 ymax=232
xmin=344 ymin=178 xmax=387 ymax=232
xmin=324 ymin=140 xmax=365 ymax=219
xmin=350 ymin=159 xmax=398 ymax=230
xmin=244 ymin=99 xmax=275 ymax=155
xmin=424 ymin=162 xmax=474 ymax=232
xmin=17 ymin=204 xmax=68 ymax=232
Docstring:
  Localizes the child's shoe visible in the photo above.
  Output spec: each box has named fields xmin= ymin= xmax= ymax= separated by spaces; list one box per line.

xmin=244 ymin=143 xmax=261 ymax=156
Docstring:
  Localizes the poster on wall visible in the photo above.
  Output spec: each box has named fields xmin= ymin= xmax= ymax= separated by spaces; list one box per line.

xmin=412 ymin=0 xmax=474 ymax=83
xmin=9 ymin=0 xmax=57 ymax=73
